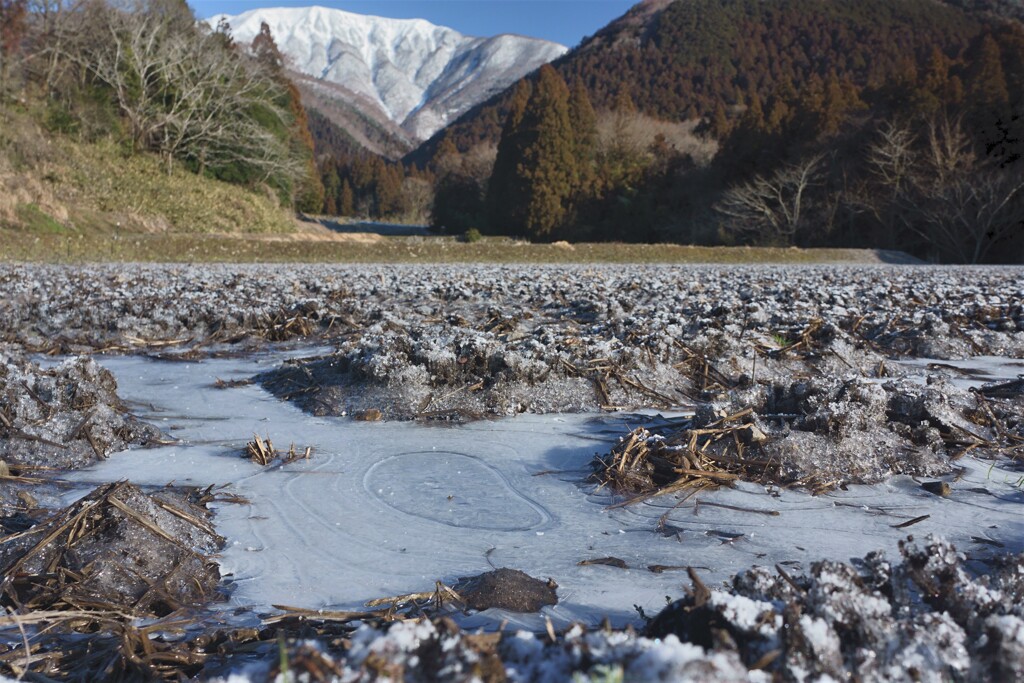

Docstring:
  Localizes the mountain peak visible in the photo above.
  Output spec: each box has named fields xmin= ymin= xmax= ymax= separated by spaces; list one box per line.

xmin=209 ymin=5 xmax=567 ymax=142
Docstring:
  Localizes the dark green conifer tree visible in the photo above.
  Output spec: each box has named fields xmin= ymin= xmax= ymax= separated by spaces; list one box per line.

xmin=518 ymin=66 xmax=577 ymax=238
xmin=322 ymin=163 xmax=340 ymax=215
xmin=568 ymin=81 xmax=598 ymax=195
xmin=709 ymin=102 xmax=731 ymax=139
xmin=251 ymin=21 xmax=284 ymax=73
xmin=966 ymin=33 xmax=1012 ymax=156
xmin=488 ymin=66 xmax=576 ymax=238
xmin=968 ymin=34 xmax=1010 ymax=109
xmin=432 ymin=136 xmax=461 ymax=175
xmin=249 ymin=22 xmax=324 ymax=211
xmin=922 ymin=46 xmax=952 ymax=97
xmin=742 ymin=91 xmax=766 ymax=132
xmin=486 ymin=79 xmax=533 ymax=232
xmin=818 ymin=73 xmax=849 ymax=135
xmin=339 ymin=179 xmax=355 ymax=216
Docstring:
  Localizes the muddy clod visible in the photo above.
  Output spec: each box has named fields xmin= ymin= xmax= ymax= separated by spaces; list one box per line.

xmin=452 ymin=568 xmax=558 ymax=613
xmin=0 ymin=481 xmax=222 ymax=616
xmin=578 ymin=557 xmax=629 ymax=569
xmin=354 ymin=408 xmax=383 ymax=421
xmin=922 ymin=480 xmax=952 ymax=496
xmin=0 ymin=352 xmax=161 ymax=470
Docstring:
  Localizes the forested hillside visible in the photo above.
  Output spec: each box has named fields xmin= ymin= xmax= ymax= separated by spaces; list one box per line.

xmin=411 ymin=0 xmax=983 ymax=164
xmin=3 ymin=0 xmax=1020 ymax=261
xmin=0 ymin=0 xmax=323 ymax=234
xmin=417 ymin=0 xmax=1024 ymax=262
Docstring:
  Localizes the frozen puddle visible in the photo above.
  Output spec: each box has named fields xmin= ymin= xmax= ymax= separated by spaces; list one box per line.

xmin=899 ymin=355 xmax=1024 ymax=389
xmin=65 ymin=353 xmax=1024 ymax=631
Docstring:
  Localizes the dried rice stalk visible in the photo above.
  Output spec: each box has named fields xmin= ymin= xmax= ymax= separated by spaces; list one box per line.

xmin=593 ymin=416 xmax=786 ymax=504
xmin=244 ymin=435 xmax=312 ymax=466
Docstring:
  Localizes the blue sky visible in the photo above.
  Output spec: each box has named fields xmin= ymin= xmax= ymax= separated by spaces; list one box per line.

xmin=187 ymin=0 xmax=637 ymax=47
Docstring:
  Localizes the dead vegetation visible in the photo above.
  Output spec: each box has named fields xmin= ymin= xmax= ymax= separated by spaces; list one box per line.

xmin=0 ymin=264 xmax=1020 ymax=679
xmin=0 ymin=610 xmax=211 ymax=681
xmin=0 ymin=481 xmax=222 ymax=616
xmin=0 ymin=104 xmax=299 ymax=241
xmin=243 ymin=302 xmax=338 ymax=344
xmin=590 ymin=409 xmax=824 ymax=514
xmin=594 ymin=373 xmax=1024 ymax=502
xmin=21 ymin=536 xmax=1009 ymax=682
xmin=643 ymin=535 xmax=1024 ymax=682
xmin=0 ymin=481 xmax=225 ymax=680
xmin=2 ymin=264 xmax=1021 ymax=411
xmin=213 ymin=376 xmax=253 ymax=389
xmin=267 ymin=568 xmax=557 ymax=629
xmin=244 ymin=434 xmax=311 ymax=466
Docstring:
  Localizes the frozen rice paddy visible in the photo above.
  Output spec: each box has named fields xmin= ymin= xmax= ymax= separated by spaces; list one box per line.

xmin=3 ymin=263 xmax=1024 ymax=680
xmin=65 ymin=351 xmax=1024 ymax=630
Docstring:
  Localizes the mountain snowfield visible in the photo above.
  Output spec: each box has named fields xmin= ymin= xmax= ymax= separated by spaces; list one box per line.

xmin=208 ymin=6 xmax=567 ymax=142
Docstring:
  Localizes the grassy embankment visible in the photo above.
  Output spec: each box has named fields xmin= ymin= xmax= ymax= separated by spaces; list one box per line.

xmin=0 ymin=107 xmax=911 ymax=264
xmin=1 ymin=230 xmax=913 ymax=264
xmin=0 ymin=105 xmax=298 ymax=239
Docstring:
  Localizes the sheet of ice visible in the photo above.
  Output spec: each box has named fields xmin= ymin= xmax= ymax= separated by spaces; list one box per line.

xmin=898 ymin=355 xmax=1024 ymax=389
xmin=65 ymin=354 xmax=1024 ymax=631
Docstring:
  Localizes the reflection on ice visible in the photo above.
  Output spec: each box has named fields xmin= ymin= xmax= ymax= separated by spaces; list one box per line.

xmin=63 ymin=352 xmax=1024 ymax=630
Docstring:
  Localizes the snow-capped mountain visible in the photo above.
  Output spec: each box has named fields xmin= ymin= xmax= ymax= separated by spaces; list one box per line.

xmin=209 ymin=6 xmax=568 ymax=143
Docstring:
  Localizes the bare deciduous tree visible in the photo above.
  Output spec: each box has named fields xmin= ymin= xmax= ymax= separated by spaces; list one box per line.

xmin=75 ymin=3 xmax=189 ymax=151
xmin=867 ymin=121 xmax=916 ymax=196
xmin=24 ymin=0 xmax=88 ymax=94
xmin=596 ymin=114 xmax=718 ymax=168
xmin=913 ymin=165 xmax=1024 ymax=264
xmin=1 ymin=0 xmax=28 ymax=97
xmin=399 ymin=176 xmax=433 ymax=223
xmin=51 ymin=1 xmax=304 ymax=188
xmin=716 ymin=153 xmax=826 ymax=245
xmin=156 ymin=31 xmax=297 ymax=178
xmin=924 ymin=114 xmax=975 ymax=184
xmin=867 ymin=115 xmax=1024 ymax=263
